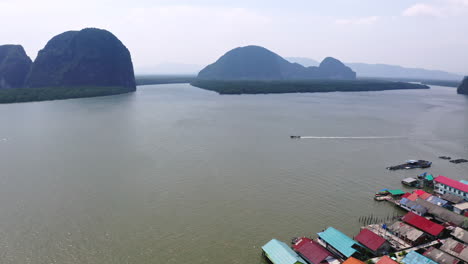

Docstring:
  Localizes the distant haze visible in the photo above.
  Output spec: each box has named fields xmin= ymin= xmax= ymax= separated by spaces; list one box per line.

xmin=1 ymin=0 xmax=467 ymax=74
xmin=285 ymin=57 xmax=320 ymax=67
xmin=136 ymin=63 xmax=202 ymax=75
xmin=287 ymin=57 xmax=463 ymax=81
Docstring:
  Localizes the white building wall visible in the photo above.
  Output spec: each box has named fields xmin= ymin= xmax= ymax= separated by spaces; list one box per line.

xmin=434 ymin=183 xmax=468 ymax=201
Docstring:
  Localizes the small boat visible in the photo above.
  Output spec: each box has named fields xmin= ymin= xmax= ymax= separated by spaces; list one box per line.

xmin=386 ymin=160 xmax=432 ymax=170
xmin=439 ymin=156 xmax=451 ymax=160
xmin=290 ymin=136 xmax=301 ymax=139
xmin=375 ymin=192 xmax=389 ymax=197
xmin=450 ymin=159 xmax=468 ymax=164
xmin=375 ymin=196 xmax=391 ymax=201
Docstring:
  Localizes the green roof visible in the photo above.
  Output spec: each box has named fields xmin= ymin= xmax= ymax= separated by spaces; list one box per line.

xmin=425 ymin=175 xmax=434 ymax=181
xmin=318 ymin=227 xmax=361 ymax=258
xmin=389 ymin=189 xmax=405 ymax=195
xmin=262 ymin=239 xmax=307 ymax=264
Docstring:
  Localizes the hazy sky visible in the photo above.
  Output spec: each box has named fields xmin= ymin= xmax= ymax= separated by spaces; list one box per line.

xmin=1 ymin=0 xmax=467 ymax=73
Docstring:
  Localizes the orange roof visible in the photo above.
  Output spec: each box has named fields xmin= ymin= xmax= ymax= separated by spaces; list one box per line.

xmin=407 ymin=193 xmax=419 ymax=201
xmin=343 ymin=257 xmax=366 ymax=264
xmin=376 ymin=256 xmax=398 ymax=264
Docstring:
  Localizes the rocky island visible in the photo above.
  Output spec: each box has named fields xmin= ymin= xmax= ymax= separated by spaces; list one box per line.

xmin=197 ymin=45 xmax=356 ymax=81
xmin=0 ymin=28 xmax=136 ymax=103
xmin=458 ymin=76 xmax=468 ymax=95
xmin=192 ymin=45 xmax=429 ymax=94
xmin=0 ymin=45 xmax=32 ymax=89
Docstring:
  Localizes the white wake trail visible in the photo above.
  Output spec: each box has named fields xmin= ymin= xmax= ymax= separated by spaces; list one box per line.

xmin=298 ymin=136 xmax=405 ymax=139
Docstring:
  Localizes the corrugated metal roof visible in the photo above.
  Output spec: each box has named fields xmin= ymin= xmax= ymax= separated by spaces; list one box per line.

xmin=400 ymin=199 xmax=428 ymax=215
xmin=402 ymin=212 xmax=444 ymax=236
xmin=442 ymin=193 xmax=465 ymax=204
xmin=425 ymin=175 xmax=434 ymax=181
xmin=413 ymin=190 xmax=432 ymax=200
xmin=402 ymin=251 xmax=438 ymax=264
xmin=355 ymin=229 xmax=387 ymax=252
xmin=406 ymin=193 xmax=418 ymax=201
xmin=342 ymin=257 xmax=365 ymax=264
xmin=388 ymin=189 xmax=405 ymax=196
xmin=451 ymin=227 xmax=468 ymax=243
xmin=262 ymin=239 xmax=307 ymax=264
xmin=414 ymin=190 xmax=427 ymax=196
xmin=454 ymin=202 xmax=468 ymax=211
xmin=402 ymin=178 xmax=418 ymax=183
xmin=293 ymin=237 xmax=333 ymax=264
xmin=420 ymin=193 xmax=432 ymax=200
xmin=435 ymin=175 xmax=468 ymax=193
xmin=440 ymin=238 xmax=468 ymax=262
xmin=423 ymin=247 xmax=461 ymax=264
xmin=426 ymin=196 xmax=448 ymax=207
xmin=414 ymin=198 xmax=467 ymax=227
xmin=388 ymin=221 xmax=424 ymax=242
xmin=376 ymin=256 xmax=398 ymax=264
xmin=317 ymin=227 xmax=360 ymax=258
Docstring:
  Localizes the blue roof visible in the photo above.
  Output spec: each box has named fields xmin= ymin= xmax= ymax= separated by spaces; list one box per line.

xmin=400 ymin=199 xmax=428 ymax=214
xmin=262 ymin=239 xmax=307 ymax=264
xmin=317 ymin=227 xmax=361 ymax=258
xmin=402 ymin=251 xmax=438 ymax=264
xmin=400 ymin=198 xmax=410 ymax=205
xmin=461 ymin=180 xmax=468 ymax=185
xmin=426 ymin=196 xmax=448 ymax=206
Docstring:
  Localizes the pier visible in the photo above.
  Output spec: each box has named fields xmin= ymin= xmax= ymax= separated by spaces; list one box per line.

xmin=261 ymin=175 xmax=468 ymax=264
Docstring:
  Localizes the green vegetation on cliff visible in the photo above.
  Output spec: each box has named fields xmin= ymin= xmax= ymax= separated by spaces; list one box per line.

xmin=0 ymin=28 xmax=137 ymax=103
xmin=190 ymin=79 xmax=430 ymax=95
xmin=0 ymin=86 xmax=131 ymax=104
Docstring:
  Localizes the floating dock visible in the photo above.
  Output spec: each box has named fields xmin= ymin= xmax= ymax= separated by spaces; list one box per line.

xmin=386 ymin=160 xmax=432 ymax=170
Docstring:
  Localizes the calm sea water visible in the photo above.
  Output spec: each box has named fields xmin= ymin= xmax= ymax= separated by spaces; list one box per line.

xmin=0 ymin=84 xmax=467 ymax=263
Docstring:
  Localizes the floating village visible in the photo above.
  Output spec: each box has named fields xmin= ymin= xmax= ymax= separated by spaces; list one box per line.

xmin=261 ymin=158 xmax=468 ymax=264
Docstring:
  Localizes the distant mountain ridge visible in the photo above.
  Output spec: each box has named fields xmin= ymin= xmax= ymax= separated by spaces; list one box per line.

xmin=287 ymin=57 xmax=462 ymax=81
xmin=198 ymin=46 xmax=356 ymax=80
xmin=346 ymin=62 xmax=462 ymax=81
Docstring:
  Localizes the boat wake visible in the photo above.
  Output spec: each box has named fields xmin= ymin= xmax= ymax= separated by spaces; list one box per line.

xmin=297 ymin=136 xmax=405 ymax=140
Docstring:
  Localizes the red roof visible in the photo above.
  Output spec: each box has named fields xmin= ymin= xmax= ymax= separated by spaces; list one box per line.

xmin=293 ymin=237 xmax=333 ymax=264
xmin=414 ymin=190 xmax=432 ymax=200
xmin=355 ymin=229 xmax=387 ymax=252
xmin=402 ymin=193 xmax=411 ymax=198
xmin=293 ymin=237 xmax=312 ymax=250
xmin=376 ymin=256 xmax=398 ymax=264
xmin=405 ymin=190 xmax=432 ymax=201
xmin=402 ymin=212 xmax=445 ymax=236
xmin=435 ymin=175 xmax=468 ymax=193
xmin=414 ymin=190 xmax=426 ymax=196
